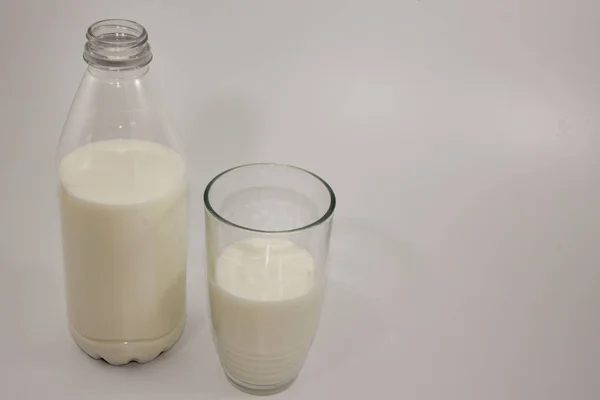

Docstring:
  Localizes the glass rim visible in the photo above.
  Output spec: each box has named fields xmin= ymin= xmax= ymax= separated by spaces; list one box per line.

xmin=203 ymin=163 xmax=336 ymax=234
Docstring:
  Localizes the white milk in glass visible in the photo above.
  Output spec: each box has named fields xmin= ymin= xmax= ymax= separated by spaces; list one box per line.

xmin=210 ymin=238 xmax=324 ymax=386
xmin=59 ymin=139 xmax=187 ymax=365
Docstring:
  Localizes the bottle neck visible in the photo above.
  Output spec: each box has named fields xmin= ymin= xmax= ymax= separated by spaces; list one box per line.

xmin=83 ymin=19 xmax=153 ymax=71
xmin=87 ymin=65 xmax=150 ymax=80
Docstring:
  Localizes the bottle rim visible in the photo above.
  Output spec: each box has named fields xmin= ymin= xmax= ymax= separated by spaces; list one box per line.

xmin=84 ymin=19 xmax=153 ymax=70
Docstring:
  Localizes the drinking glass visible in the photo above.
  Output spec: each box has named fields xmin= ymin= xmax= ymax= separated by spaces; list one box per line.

xmin=204 ymin=163 xmax=335 ymax=395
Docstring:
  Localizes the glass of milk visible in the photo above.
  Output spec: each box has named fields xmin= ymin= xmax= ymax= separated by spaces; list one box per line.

xmin=57 ymin=20 xmax=187 ymax=365
xmin=204 ymin=164 xmax=336 ymax=395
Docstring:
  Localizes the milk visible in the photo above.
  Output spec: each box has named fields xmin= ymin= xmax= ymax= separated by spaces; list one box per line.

xmin=59 ymin=139 xmax=187 ymax=365
xmin=209 ymin=238 xmax=324 ymax=387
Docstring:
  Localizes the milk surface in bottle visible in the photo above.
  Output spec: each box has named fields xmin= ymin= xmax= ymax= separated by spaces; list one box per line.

xmin=57 ymin=19 xmax=187 ymax=364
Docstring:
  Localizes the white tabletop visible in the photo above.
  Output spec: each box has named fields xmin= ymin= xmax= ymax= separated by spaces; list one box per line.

xmin=1 ymin=1 xmax=599 ymax=399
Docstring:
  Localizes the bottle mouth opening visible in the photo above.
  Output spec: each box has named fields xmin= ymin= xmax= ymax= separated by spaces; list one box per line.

xmin=87 ymin=19 xmax=148 ymax=47
xmin=84 ymin=19 xmax=152 ymax=71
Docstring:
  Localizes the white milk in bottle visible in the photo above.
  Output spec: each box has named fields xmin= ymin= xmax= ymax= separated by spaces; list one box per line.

xmin=60 ymin=139 xmax=187 ymax=365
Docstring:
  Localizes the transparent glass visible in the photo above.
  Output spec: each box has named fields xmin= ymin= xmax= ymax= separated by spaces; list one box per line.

xmin=56 ymin=20 xmax=187 ymax=365
xmin=204 ymin=164 xmax=335 ymax=395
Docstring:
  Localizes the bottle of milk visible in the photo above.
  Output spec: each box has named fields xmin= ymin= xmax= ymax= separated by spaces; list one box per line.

xmin=57 ymin=19 xmax=187 ymax=365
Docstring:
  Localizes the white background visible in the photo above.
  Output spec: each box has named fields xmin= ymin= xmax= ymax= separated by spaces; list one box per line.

xmin=1 ymin=0 xmax=599 ymax=399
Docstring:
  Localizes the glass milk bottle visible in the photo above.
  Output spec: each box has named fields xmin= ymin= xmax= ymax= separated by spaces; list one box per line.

xmin=57 ymin=19 xmax=187 ymax=365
